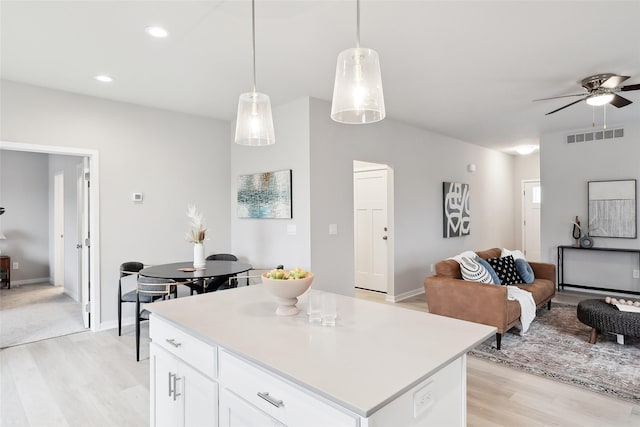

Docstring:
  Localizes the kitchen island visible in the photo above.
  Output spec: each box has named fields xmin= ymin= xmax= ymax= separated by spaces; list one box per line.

xmin=147 ymin=285 xmax=495 ymax=427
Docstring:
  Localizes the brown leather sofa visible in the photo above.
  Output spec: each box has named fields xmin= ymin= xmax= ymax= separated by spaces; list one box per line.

xmin=423 ymin=248 xmax=556 ymax=350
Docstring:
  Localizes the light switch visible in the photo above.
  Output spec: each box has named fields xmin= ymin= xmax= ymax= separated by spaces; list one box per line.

xmin=132 ymin=192 xmax=143 ymax=203
xmin=287 ymin=224 xmax=297 ymax=235
xmin=329 ymin=224 xmax=338 ymax=235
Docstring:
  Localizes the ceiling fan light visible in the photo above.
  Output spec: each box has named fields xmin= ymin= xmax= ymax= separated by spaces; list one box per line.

xmin=331 ymin=47 xmax=385 ymax=124
xmin=586 ymin=93 xmax=614 ymax=106
xmin=515 ymin=145 xmax=537 ymax=155
xmin=235 ymin=92 xmax=275 ymax=146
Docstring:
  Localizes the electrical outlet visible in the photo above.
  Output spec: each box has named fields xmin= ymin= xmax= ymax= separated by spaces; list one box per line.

xmin=633 ymin=269 xmax=640 ymax=279
xmin=13 ymin=262 xmax=19 ymax=270
xmin=413 ymin=381 xmax=435 ymax=418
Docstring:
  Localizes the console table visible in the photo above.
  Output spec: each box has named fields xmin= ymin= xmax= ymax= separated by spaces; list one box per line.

xmin=557 ymin=245 xmax=640 ymax=295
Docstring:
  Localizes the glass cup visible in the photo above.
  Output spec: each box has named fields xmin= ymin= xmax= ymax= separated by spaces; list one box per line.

xmin=321 ymin=293 xmax=337 ymax=326
xmin=307 ymin=291 xmax=322 ymax=323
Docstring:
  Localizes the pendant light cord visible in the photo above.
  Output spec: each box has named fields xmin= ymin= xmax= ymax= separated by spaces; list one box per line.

xmin=252 ymin=0 xmax=257 ymax=93
xmin=356 ymin=0 xmax=360 ymax=48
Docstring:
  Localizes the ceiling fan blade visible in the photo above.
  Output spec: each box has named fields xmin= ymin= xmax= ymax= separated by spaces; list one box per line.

xmin=620 ymin=83 xmax=640 ymax=92
xmin=601 ymin=75 xmax=630 ymax=89
xmin=533 ymin=93 xmax=585 ymax=102
xmin=610 ymin=94 xmax=632 ymax=108
xmin=545 ymin=97 xmax=589 ymax=115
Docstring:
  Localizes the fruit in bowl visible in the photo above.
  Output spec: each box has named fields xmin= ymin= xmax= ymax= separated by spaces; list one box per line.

xmin=262 ymin=269 xmax=314 ymax=316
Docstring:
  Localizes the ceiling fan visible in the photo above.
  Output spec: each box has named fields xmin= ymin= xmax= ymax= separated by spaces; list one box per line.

xmin=535 ymin=73 xmax=640 ymax=115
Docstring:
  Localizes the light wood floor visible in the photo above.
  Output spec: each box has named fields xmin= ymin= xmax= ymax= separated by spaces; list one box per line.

xmin=1 ymin=289 xmax=639 ymax=426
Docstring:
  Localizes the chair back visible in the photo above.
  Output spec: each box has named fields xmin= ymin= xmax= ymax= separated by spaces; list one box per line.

xmin=206 ymin=253 xmax=238 ymax=261
xmin=137 ymin=276 xmax=174 ymax=298
xmin=121 ymin=261 xmax=144 ymax=278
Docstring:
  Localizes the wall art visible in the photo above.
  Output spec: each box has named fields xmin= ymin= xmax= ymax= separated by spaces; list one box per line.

xmin=443 ymin=182 xmax=470 ymax=238
xmin=237 ymin=169 xmax=292 ymax=219
xmin=588 ymin=179 xmax=636 ymax=238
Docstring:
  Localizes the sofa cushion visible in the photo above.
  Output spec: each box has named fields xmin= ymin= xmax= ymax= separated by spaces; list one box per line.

xmin=460 ymin=257 xmax=495 ymax=284
xmin=515 ymin=258 xmax=535 ymax=284
xmin=434 ymin=259 xmax=462 ymax=279
xmin=476 ymin=256 xmax=501 ymax=285
xmin=517 ymin=279 xmax=554 ymax=305
xmin=486 ymin=255 xmax=523 ymax=286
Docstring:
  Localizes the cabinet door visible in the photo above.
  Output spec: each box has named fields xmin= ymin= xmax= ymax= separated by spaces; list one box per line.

xmin=219 ymin=388 xmax=281 ymax=427
xmin=151 ymin=344 xmax=179 ymax=427
xmin=181 ymin=361 xmax=218 ymax=427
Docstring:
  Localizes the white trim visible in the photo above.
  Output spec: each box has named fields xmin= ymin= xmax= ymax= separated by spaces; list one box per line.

xmin=0 ymin=140 xmax=101 ymax=332
xmin=10 ymin=278 xmax=52 ymax=286
xmin=385 ymin=286 xmax=424 ymax=303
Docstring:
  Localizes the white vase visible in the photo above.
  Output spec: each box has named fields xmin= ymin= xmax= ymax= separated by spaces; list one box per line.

xmin=193 ymin=243 xmax=206 ymax=269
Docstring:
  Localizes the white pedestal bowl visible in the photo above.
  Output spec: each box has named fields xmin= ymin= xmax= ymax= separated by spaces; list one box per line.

xmin=261 ymin=272 xmax=314 ymax=316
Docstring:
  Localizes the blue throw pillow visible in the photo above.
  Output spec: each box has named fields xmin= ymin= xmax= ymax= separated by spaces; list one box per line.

xmin=515 ymin=258 xmax=535 ymax=284
xmin=475 ymin=256 xmax=500 ymax=285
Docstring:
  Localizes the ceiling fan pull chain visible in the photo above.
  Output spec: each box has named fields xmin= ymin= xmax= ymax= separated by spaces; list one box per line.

xmin=592 ymin=106 xmax=595 ymax=128
xmin=603 ymin=104 xmax=607 ymax=129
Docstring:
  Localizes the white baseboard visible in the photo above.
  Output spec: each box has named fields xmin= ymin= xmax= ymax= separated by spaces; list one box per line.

xmin=99 ymin=316 xmax=136 ymax=332
xmin=10 ymin=278 xmax=51 ymax=286
xmin=386 ymin=287 xmax=425 ymax=303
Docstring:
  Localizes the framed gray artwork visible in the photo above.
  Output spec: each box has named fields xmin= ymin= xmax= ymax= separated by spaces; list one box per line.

xmin=237 ymin=169 xmax=292 ymax=219
xmin=443 ymin=182 xmax=470 ymax=238
xmin=588 ymin=179 xmax=637 ymax=238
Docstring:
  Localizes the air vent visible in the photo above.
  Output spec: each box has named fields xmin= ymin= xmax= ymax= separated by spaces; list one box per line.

xmin=566 ymin=128 xmax=624 ymax=144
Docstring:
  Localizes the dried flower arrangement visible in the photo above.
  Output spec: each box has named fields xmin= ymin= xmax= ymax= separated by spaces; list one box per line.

xmin=185 ymin=204 xmax=207 ymax=243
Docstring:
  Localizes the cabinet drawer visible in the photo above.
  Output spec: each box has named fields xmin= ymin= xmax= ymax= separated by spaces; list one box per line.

xmin=150 ymin=316 xmax=217 ymax=379
xmin=219 ymin=350 xmax=357 ymax=427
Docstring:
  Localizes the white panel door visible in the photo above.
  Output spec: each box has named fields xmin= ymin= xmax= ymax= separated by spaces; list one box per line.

xmin=354 ymin=169 xmax=388 ymax=293
xmin=54 ymin=173 xmax=64 ymax=287
xmin=523 ymin=181 xmax=541 ymax=261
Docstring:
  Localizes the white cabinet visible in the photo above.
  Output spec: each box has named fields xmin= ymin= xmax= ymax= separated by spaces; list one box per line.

xmin=150 ymin=315 xmax=218 ymax=427
xmin=219 ymin=388 xmax=283 ymax=427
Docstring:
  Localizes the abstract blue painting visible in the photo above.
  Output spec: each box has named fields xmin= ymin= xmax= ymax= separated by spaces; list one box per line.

xmin=237 ymin=169 xmax=292 ymax=219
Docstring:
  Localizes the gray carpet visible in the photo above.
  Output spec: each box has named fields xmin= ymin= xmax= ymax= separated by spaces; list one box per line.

xmin=0 ymin=283 xmax=86 ymax=348
xmin=469 ymin=303 xmax=640 ymax=403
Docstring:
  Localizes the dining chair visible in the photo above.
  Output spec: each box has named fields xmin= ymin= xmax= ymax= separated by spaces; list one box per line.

xmin=135 ymin=275 xmax=176 ymax=361
xmin=118 ymin=261 xmax=144 ymax=336
xmin=185 ymin=253 xmax=239 ymax=295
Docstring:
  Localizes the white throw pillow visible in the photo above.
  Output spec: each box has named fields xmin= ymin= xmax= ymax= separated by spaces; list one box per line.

xmin=501 ymin=248 xmax=526 ymax=261
xmin=449 ymin=250 xmax=478 ymax=263
xmin=459 ymin=257 xmax=494 ymax=284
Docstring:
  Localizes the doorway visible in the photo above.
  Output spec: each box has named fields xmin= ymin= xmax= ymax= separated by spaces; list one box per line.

xmin=353 ymin=161 xmax=393 ymax=294
xmin=522 ymin=180 xmax=541 ymax=261
xmin=0 ymin=141 xmax=100 ymax=331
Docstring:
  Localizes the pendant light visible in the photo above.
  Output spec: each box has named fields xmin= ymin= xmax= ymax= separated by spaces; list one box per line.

xmin=331 ymin=0 xmax=385 ymax=124
xmin=235 ymin=0 xmax=275 ymax=146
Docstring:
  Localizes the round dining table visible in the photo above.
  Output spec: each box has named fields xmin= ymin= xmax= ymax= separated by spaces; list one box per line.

xmin=140 ymin=260 xmax=252 ymax=282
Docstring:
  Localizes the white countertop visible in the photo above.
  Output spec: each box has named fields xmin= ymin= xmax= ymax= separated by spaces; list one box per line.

xmin=147 ymin=285 xmax=495 ymax=417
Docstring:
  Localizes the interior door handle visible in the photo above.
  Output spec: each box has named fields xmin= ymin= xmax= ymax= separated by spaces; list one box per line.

xmin=382 ymin=236 xmax=388 ymax=240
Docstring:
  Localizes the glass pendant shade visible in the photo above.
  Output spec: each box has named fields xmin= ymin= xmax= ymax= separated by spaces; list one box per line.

xmin=586 ymin=93 xmax=614 ymax=106
xmin=331 ymin=47 xmax=385 ymax=124
xmin=235 ymin=91 xmax=275 ymax=146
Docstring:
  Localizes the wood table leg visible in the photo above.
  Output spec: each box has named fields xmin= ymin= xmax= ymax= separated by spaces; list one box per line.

xmin=588 ymin=328 xmax=598 ymax=344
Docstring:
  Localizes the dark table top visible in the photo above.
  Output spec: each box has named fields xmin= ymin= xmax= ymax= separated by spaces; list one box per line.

xmin=140 ymin=260 xmax=252 ymax=281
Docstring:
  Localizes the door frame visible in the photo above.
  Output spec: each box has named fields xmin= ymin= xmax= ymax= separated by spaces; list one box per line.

xmin=53 ymin=172 xmax=65 ymax=287
xmin=352 ymin=161 xmax=395 ymax=300
xmin=0 ymin=140 xmax=101 ymax=331
xmin=521 ymin=179 xmax=541 ymax=258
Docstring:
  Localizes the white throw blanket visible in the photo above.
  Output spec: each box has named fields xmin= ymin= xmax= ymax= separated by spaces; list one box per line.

xmin=507 ymin=286 xmax=536 ymax=335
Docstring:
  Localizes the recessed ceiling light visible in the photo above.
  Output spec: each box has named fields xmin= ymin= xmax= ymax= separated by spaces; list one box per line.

xmin=145 ymin=26 xmax=169 ymax=38
xmin=94 ymin=75 xmax=114 ymax=83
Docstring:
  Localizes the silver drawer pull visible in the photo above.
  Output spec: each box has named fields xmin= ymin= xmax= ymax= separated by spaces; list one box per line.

xmin=165 ymin=338 xmax=182 ymax=348
xmin=257 ymin=391 xmax=284 ymax=408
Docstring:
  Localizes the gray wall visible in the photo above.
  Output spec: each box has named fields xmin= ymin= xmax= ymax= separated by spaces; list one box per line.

xmin=308 ymin=98 xmax=517 ymax=298
xmin=230 ymin=97 xmax=311 ymax=270
xmin=0 ymin=150 xmax=49 ymax=282
xmin=1 ymin=80 xmax=232 ymax=328
xmin=541 ymin=122 xmax=640 ymax=293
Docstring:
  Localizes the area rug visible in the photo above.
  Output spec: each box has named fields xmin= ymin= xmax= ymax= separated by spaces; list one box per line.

xmin=469 ymin=303 xmax=640 ymax=403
